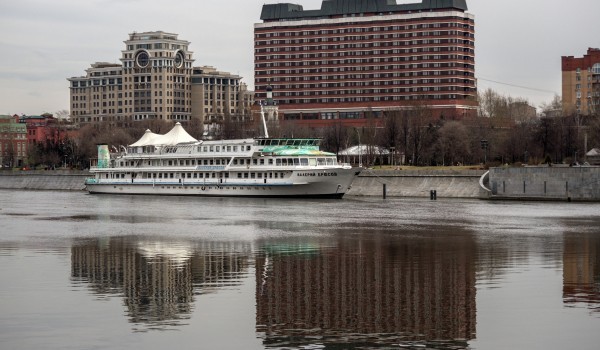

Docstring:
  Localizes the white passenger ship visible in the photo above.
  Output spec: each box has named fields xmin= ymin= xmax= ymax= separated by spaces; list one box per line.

xmin=85 ymin=122 xmax=361 ymax=198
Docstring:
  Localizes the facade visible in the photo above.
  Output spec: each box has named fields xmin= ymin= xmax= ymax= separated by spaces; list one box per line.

xmin=191 ymin=66 xmax=255 ymax=136
xmin=69 ymin=62 xmax=123 ymax=125
xmin=19 ymin=113 xmax=70 ymax=146
xmin=0 ymin=115 xmax=27 ymax=167
xmin=254 ymin=0 xmax=477 ymax=127
xmin=69 ymin=31 xmax=253 ymax=129
xmin=562 ymin=48 xmax=600 ymax=116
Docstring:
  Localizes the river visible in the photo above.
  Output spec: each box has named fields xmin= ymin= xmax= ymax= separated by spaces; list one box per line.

xmin=1 ymin=189 xmax=599 ymax=349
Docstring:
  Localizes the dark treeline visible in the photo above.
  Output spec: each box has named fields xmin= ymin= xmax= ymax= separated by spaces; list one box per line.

xmin=23 ymin=90 xmax=600 ymax=169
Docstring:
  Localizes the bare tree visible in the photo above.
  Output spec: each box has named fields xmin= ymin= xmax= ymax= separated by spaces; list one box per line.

xmin=435 ymin=121 xmax=470 ymax=166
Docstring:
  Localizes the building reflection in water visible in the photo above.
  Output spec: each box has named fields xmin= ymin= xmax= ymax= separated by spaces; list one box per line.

xmin=255 ymin=230 xmax=477 ymax=348
xmin=563 ymin=233 xmax=600 ymax=312
xmin=70 ymin=237 xmax=251 ymax=330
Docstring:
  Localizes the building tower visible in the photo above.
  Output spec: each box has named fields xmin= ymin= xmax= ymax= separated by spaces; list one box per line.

xmin=121 ymin=31 xmax=194 ymax=124
xmin=254 ymin=0 xmax=476 ymax=127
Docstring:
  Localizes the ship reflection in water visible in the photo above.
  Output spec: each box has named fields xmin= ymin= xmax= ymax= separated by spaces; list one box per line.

xmin=70 ymin=237 xmax=251 ymax=331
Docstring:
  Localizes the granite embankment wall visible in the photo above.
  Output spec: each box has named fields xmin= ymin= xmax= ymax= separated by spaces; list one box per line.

xmin=1 ymin=169 xmax=487 ymax=198
xmin=347 ymin=169 xmax=486 ymax=198
xmin=0 ymin=170 xmax=88 ymax=191
xmin=487 ymin=166 xmax=600 ymax=201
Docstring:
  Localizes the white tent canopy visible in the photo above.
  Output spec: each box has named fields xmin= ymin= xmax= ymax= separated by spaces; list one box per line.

xmin=129 ymin=129 xmax=160 ymax=147
xmin=129 ymin=122 xmax=198 ymax=147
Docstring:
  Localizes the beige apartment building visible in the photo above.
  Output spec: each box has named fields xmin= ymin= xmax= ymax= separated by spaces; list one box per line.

xmin=562 ymin=48 xmax=600 ymax=116
xmin=68 ymin=31 xmax=253 ymax=129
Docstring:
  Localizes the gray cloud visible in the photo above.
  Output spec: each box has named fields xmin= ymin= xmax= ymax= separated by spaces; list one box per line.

xmin=0 ymin=0 xmax=598 ymax=114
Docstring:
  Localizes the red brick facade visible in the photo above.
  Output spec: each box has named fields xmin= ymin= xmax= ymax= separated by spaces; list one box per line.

xmin=255 ymin=0 xmax=477 ymax=127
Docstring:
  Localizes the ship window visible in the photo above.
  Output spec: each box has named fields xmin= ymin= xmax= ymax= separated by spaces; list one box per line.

xmin=258 ymin=173 xmax=262 ymax=178
xmin=227 ymin=146 xmax=231 ymax=152
xmin=276 ymin=159 xmax=281 ymax=166
xmin=209 ymin=160 xmax=214 ymax=165
xmin=238 ymin=173 xmax=242 ymax=178
xmin=293 ymin=158 xmax=300 ymax=165
xmin=233 ymin=146 xmax=238 ymax=151
xmin=260 ymin=159 xmax=265 ymax=165
xmin=282 ymin=159 xmax=288 ymax=166
xmin=210 ymin=146 xmax=214 ymax=152
xmin=251 ymin=173 xmax=256 ymax=179
xmin=253 ymin=159 xmax=258 ymax=165
xmin=170 ymin=173 xmax=174 ymax=178
xmin=193 ymin=173 xmax=198 ymax=178
xmin=225 ymin=173 xmax=229 ymax=178
xmin=309 ymin=158 xmax=317 ymax=166
xmin=246 ymin=146 xmax=251 ymax=151
xmin=159 ymin=173 xmax=163 ymax=178
xmin=244 ymin=173 xmax=249 ymax=178
xmin=216 ymin=146 xmax=220 ymax=152
xmin=300 ymin=158 xmax=308 ymax=166
xmin=269 ymin=173 xmax=273 ymax=178
xmin=233 ymin=159 xmax=238 ymax=165
xmin=326 ymin=158 xmax=334 ymax=165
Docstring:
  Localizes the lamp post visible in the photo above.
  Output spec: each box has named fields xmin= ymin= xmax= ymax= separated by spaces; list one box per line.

xmin=355 ymin=128 xmax=363 ymax=168
xmin=480 ymin=139 xmax=489 ymax=164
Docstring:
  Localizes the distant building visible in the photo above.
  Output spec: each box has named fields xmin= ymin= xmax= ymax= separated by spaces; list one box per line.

xmin=19 ymin=113 xmax=71 ymax=146
xmin=562 ymin=48 xmax=600 ymax=115
xmin=508 ymin=101 xmax=537 ymax=122
xmin=254 ymin=0 xmax=477 ymax=128
xmin=0 ymin=115 xmax=27 ymax=167
xmin=68 ymin=31 xmax=253 ymax=129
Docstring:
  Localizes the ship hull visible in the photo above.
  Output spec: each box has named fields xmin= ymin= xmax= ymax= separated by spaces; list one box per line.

xmin=86 ymin=168 xmax=359 ymax=199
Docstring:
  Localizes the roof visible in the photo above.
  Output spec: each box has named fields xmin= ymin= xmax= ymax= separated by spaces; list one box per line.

xmin=129 ymin=122 xmax=198 ymax=147
xmin=339 ymin=145 xmax=390 ymax=156
xmin=260 ymin=0 xmax=468 ymax=21
xmin=587 ymin=148 xmax=600 ymax=157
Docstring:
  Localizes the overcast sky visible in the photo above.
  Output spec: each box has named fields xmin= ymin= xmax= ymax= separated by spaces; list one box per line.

xmin=0 ymin=0 xmax=598 ymax=116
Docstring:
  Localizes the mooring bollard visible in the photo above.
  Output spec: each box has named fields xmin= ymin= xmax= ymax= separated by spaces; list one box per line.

xmin=383 ymin=183 xmax=387 ymax=199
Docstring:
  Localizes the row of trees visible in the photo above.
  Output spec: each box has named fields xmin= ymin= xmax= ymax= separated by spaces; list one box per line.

xmin=20 ymin=89 xmax=600 ymax=170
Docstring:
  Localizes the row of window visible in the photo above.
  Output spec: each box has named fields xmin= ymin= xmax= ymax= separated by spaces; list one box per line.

xmin=256 ymin=21 xmax=474 ymax=38
xmin=275 ymin=94 xmax=471 ymax=104
xmin=256 ymin=31 xmax=474 ymax=46
xmin=105 ymin=171 xmax=288 ymax=180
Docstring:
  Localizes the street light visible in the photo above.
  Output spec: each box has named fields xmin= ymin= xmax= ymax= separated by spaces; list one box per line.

xmin=355 ymin=128 xmax=363 ymax=168
xmin=480 ymin=139 xmax=489 ymax=164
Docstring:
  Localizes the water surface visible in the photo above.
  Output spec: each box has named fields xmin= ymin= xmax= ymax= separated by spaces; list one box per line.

xmin=0 ymin=190 xmax=599 ymax=349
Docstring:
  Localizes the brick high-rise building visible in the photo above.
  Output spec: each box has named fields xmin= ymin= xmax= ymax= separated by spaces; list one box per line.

xmin=562 ymin=48 xmax=600 ymax=116
xmin=254 ymin=0 xmax=476 ymax=126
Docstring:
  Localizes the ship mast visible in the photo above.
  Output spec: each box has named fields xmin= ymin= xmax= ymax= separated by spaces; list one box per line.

xmin=260 ymin=85 xmax=278 ymax=138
